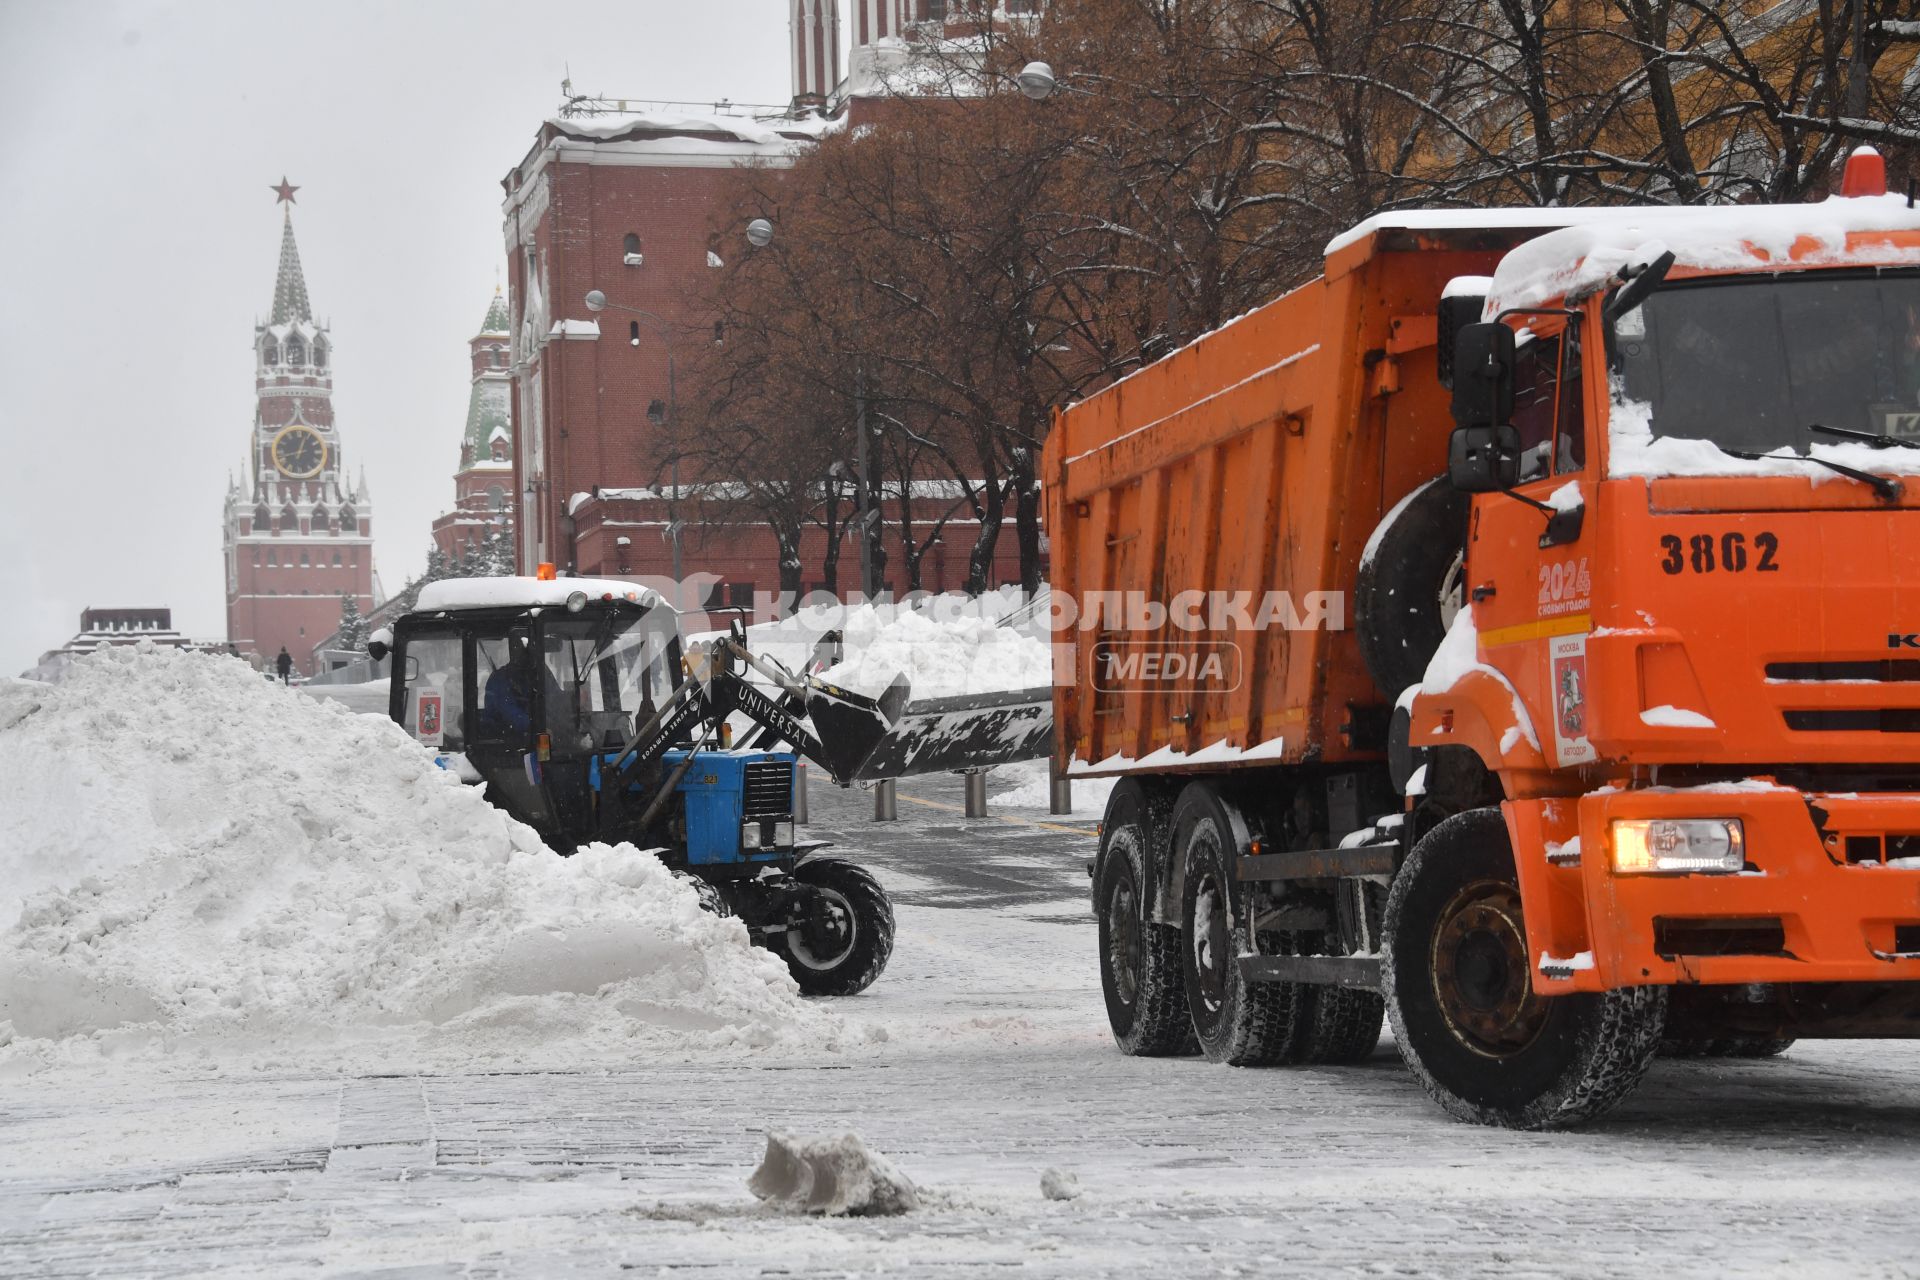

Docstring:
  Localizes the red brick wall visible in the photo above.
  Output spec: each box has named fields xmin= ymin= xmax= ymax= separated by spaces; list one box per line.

xmin=506 ymin=132 xmax=1043 ymax=595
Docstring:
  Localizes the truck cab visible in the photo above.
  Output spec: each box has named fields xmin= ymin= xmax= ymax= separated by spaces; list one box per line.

xmin=1417 ymin=166 xmax=1920 ymax=1015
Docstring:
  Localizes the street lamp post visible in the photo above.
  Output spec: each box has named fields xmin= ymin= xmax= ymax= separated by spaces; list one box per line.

xmin=583 ymin=290 xmax=683 ymax=594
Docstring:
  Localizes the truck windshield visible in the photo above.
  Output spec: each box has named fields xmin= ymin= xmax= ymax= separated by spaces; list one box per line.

xmin=540 ymin=609 xmax=680 ymax=755
xmin=1612 ymin=271 xmax=1920 ymax=456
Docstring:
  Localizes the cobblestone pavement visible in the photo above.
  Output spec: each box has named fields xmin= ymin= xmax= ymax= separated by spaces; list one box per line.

xmin=5 ymin=774 xmax=1920 ymax=1278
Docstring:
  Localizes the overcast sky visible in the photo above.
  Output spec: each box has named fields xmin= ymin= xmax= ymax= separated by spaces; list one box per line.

xmin=0 ymin=0 xmax=799 ymax=674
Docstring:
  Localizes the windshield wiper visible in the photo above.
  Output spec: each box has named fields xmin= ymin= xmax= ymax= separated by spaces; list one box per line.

xmin=1724 ymin=446 xmax=1903 ymax=502
xmin=1810 ymin=422 xmax=1920 ymax=452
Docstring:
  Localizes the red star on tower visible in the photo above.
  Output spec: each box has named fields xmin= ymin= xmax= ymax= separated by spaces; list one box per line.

xmin=271 ymin=176 xmax=299 ymax=205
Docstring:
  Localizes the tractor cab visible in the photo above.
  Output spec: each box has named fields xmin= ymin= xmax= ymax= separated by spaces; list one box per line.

xmin=380 ymin=577 xmax=690 ymax=850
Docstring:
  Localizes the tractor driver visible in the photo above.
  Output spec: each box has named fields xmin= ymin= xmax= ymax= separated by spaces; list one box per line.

xmin=479 ymin=636 xmax=564 ymax=741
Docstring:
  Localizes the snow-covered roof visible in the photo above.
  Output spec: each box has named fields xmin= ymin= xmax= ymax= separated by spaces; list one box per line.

xmin=546 ymin=110 xmax=838 ymax=148
xmin=1483 ymin=193 xmax=1920 ymax=313
xmin=478 ymin=288 xmax=509 ymax=337
xmin=1328 ymin=193 xmax=1920 ymax=311
xmin=413 ymin=576 xmax=664 ymax=613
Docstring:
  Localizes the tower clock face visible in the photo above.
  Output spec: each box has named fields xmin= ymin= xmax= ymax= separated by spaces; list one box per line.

xmin=271 ymin=425 xmax=326 ymax=479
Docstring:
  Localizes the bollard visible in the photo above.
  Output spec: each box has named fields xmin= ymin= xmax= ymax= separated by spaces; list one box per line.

xmin=1049 ymin=757 xmax=1074 ymax=816
xmin=964 ymin=770 xmax=988 ymax=818
xmin=794 ymin=761 xmax=809 ymax=825
xmin=873 ymin=778 xmax=898 ymax=821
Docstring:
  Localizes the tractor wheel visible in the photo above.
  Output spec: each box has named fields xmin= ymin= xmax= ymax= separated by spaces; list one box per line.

xmin=775 ymin=857 xmax=895 ymax=997
xmin=1383 ymin=808 xmax=1666 ymax=1129
xmin=1176 ymin=784 xmax=1315 ymax=1066
xmin=1354 ymin=477 xmax=1469 ymax=698
xmin=673 ymin=871 xmax=731 ymax=918
xmin=1096 ymin=781 xmax=1195 ymax=1056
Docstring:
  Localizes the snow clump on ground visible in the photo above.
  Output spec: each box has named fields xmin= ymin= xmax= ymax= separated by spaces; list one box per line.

xmin=0 ymin=645 xmax=843 ymax=1073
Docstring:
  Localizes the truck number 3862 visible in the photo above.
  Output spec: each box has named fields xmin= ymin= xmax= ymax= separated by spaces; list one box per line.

xmin=1659 ymin=531 xmax=1780 ymax=575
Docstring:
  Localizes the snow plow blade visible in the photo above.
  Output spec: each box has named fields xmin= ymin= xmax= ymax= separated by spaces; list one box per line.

xmin=804 ymin=680 xmax=1054 ymax=784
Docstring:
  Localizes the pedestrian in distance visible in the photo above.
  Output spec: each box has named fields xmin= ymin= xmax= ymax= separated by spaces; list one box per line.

xmin=275 ymin=647 xmax=293 ymax=685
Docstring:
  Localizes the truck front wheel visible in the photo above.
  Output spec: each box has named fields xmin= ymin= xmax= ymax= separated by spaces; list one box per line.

xmin=1176 ymin=785 xmax=1313 ymax=1066
xmin=1096 ymin=781 xmax=1195 ymax=1056
xmin=775 ymin=857 xmax=895 ymax=997
xmin=1383 ymin=809 xmax=1666 ymax=1129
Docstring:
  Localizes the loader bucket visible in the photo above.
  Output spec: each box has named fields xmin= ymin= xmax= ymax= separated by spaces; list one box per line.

xmin=806 ymin=681 xmax=1055 ymax=784
xmin=803 ymin=676 xmax=912 ymax=783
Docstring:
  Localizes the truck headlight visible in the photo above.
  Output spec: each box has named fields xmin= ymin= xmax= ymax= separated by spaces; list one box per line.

xmin=1611 ymin=818 xmax=1744 ymax=874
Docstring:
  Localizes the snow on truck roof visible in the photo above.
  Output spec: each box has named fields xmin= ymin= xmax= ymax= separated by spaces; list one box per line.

xmin=1329 ymin=192 xmax=1920 ymax=312
xmin=412 ymin=576 xmax=665 ymax=613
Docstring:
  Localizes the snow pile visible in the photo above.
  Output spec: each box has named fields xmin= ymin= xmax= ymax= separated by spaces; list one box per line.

xmin=747 ymin=1130 xmax=919 ymax=1216
xmin=815 ymin=601 xmax=1055 ymax=701
xmin=992 ymin=758 xmax=1114 ymax=817
xmin=0 ymin=646 xmax=840 ymax=1069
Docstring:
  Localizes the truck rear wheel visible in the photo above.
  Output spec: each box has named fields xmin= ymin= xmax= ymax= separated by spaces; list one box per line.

xmin=1097 ymin=782 xmax=1195 ymax=1056
xmin=1301 ymin=945 xmax=1386 ymax=1064
xmin=1176 ymin=785 xmax=1314 ymax=1066
xmin=1383 ymin=809 xmax=1666 ymax=1129
xmin=776 ymin=857 xmax=894 ymax=997
xmin=1355 ymin=478 xmax=1469 ymax=697
xmin=1662 ymin=1037 xmax=1794 ymax=1059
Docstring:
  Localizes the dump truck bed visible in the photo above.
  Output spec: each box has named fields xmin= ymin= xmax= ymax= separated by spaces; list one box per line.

xmin=1044 ymin=236 xmax=1526 ymax=774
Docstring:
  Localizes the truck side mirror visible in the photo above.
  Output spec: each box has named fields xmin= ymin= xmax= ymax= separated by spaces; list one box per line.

xmin=366 ymin=627 xmax=392 ymax=663
xmin=1449 ymin=321 xmax=1515 ymax=428
xmin=1448 ymin=424 xmax=1523 ymax=493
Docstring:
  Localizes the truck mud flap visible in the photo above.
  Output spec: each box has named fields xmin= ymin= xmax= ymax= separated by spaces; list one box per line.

xmin=804 ymin=682 xmax=1054 ymax=784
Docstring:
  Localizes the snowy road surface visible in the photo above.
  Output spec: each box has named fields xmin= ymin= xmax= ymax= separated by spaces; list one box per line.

xmin=6 ymin=771 xmax=1920 ymax=1277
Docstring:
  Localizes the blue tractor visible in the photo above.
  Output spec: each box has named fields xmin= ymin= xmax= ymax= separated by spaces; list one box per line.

xmin=369 ymin=576 xmax=1051 ymax=996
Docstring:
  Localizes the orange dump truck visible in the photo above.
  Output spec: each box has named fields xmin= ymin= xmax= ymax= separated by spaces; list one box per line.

xmin=1045 ymin=148 xmax=1920 ymax=1127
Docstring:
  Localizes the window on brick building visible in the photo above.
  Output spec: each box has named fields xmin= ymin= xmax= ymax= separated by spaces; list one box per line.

xmin=268 ymin=549 xmax=277 ymax=566
xmin=311 ymin=507 xmax=330 ymax=533
xmin=280 ymin=506 xmax=298 ymax=533
xmin=300 ymin=551 xmax=310 ymax=568
xmin=338 ymin=506 xmax=355 ymax=531
xmin=713 ymin=320 xmax=725 ymax=346
xmin=707 ymin=235 xmax=724 ymax=269
xmin=629 ymin=320 xmax=641 ymax=346
xmin=332 ymin=551 xmax=342 ymax=566
xmin=253 ymin=503 xmax=270 ymax=530
xmin=287 ymin=338 xmax=306 ymax=366
xmin=261 ymin=340 xmax=279 ymax=365
xmin=488 ymin=484 xmax=506 ymax=512
xmin=313 ymin=341 xmax=328 ymax=369
xmin=623 ymin=233 xmax=643 ymax=266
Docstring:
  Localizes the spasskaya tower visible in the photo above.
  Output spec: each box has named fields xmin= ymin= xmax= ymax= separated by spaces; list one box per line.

xmin=222 ymin=179 xmax=376 ymax=674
